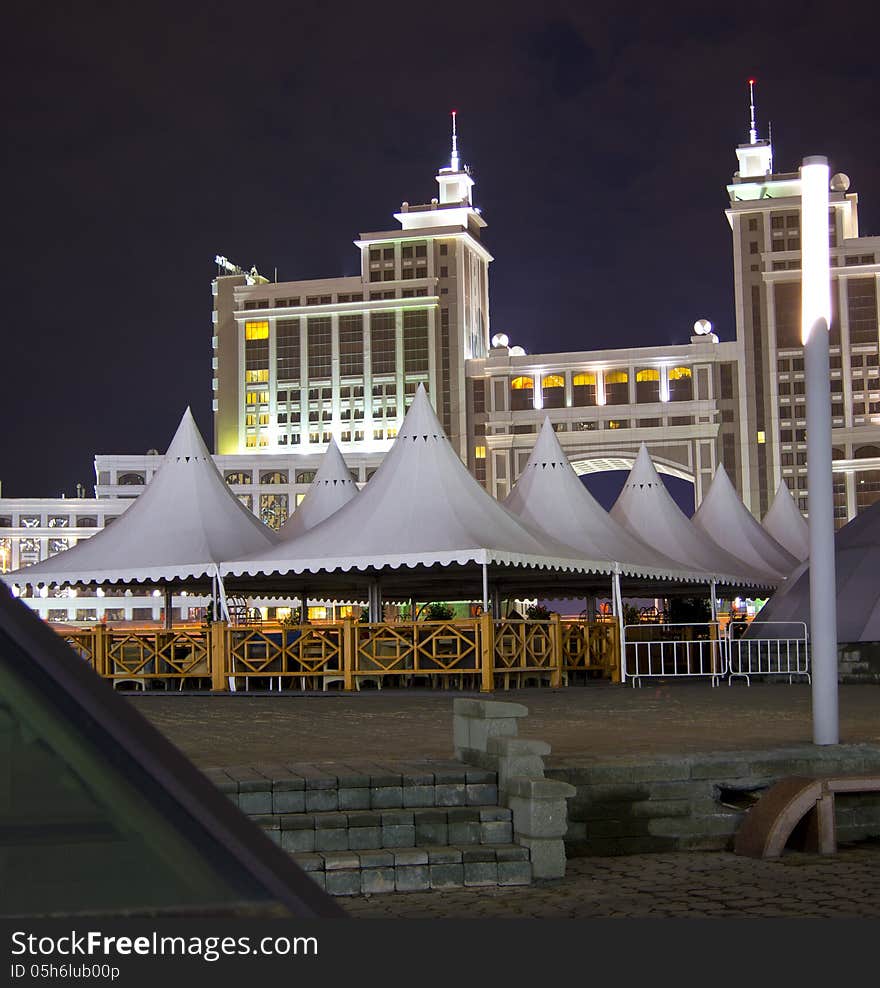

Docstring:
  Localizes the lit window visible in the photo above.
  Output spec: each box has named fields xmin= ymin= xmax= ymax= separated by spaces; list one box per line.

xmin=258 ymin=413 xmax=270 ymax=426
xmin=757 ymin=431 xmax=766 ymax=444
xmin=573 ymin=372 xmax=596 ymax=386
xmin=245 ymin=369 xmax=269 ymax=383
xmin=245 ymin=321 xmax=269 ymax=340
xmin=511 ymin=376 xmax=534 ymax=390
xmin=668 ymin=366 xmax=692 ymax=381
xmin=245 ymin=436 xmax=257 ymax=448
xmin=474 ymin=446 xmax=486 ymax=459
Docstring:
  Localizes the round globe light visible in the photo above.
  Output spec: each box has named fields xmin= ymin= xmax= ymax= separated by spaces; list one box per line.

xmin=509 ymin=345 xmax=526 ymax=356
xmin=491 ymin=332 xmax=510 ymax=348
xmin=693 ymin=318 xmax=713 ymax=336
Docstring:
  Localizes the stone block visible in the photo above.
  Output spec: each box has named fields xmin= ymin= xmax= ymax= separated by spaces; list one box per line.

xmin=326 ymin=870 xmax=360 ymax=896
xmin=453 ymin=715 xmax=471 ymax=752
xmin=309 ymin=872 xmax=326 ymax=891
xmin=448 ymin=821 xmax=481 ymax=844
xmin=281 ymin=829 xmax=316 ymax=854
xmin=360 ymin=868 xmax=396 ymax=894
xmin=348 ymin=827 xmax=381 ymax=850
xmin=272 ymin=790 xmax=306 ymax=814
xmin=315 ymin=813 xmax=348 ymax=830
xmin=349 ymin=811 xmax=381 ymax=828
xmin=368 ymin=768 xmax=403 ymax=788
xmin=465 ymin=767 xmax=498 ymax=784
xmin=381 ymin=825 xmax=415 ymax=848
xmin=292 ymin=852 xmax=323 ymax=872
xmin=629 ymin=798 xmax=692 ymax=819
xmin=487 ymin=737 xmax=552 ymax=758
xmin=322 ymin=851 xmax=360 ymax=871
xmin=446 ymin=807 xmax=480 ymax=822
xmin=395 ymin=865 xmax=430 ymax=892
xmin=508 ymin=795 xmax=574 ymax=840
xmin=495 ymin=844 xmax=529 ymax=862
xmin=517 ymin=836 xmax=567 ymax=879
xmin=305 ymin=790 xmax=338 ymax=813
xmin=315 ymin=828 xmax=349 ymax=852
xmin=338 ymin=788 xmax=371 ymax=811
xmin=370 ymin=787 xmax=403 ymax=809
xmin=461 ymin=845 xmax=495 ymax=863
xmin=467 ymin=718 xmax=519 ymax=754
xmin=479 ymin=807 xmax=511 ymax=822
xmin=380 ymin=810 xmax=414 ymax=827
xmin=392 ymin=848 xmax=428 ymax=866
xmin=481 ymin=821 xmax=513 ymax=843
xmin=357 ymin=849 xmax=393 ymax=869
xmin=433 ymin=765 xmax=468 ymax=784
xmin=430 ymin=863 xmax=464 ymax=888
xmin=251 ymin=814 xmax=278 ymax=829
xmin=415 ymin=822 xmax=448 ymax=845
xmin=453 ymin=698 xmax=529 ymax=719
xmin=238 ymin=792 xmax=272 ymax=815
xmin=466 ymin=783 xmax=498 ymax=805
xmin=506 ymin=777 xmax=577 ymax=800
xmin=335 ymin=768 xmax=371 ymax=788
xmin=425 ymin=846 xmax=462 ymax=864
xmin=497 ymin=861 xmax=531 ymax=886
xmin=463 ymin=861 xmax=498 ymax=886
xmin=435 ymin=784 xmax=467 ymax=806
xmin=403 ymin=785 xmax=435 ymax=807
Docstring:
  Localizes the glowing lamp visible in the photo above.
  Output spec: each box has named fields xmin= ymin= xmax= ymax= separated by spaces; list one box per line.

xmin=801 ymin=157 xmax=831 ymax=344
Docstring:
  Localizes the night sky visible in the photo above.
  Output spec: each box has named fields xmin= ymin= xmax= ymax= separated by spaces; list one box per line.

xmin=2 ymin=1 xmax=879 ymax=500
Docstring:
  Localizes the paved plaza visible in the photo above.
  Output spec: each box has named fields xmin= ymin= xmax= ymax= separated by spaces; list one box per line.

xmin=130 ymin=683 xmax=880 ymax=919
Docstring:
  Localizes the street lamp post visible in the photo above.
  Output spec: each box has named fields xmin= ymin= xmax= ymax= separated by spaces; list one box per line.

xmin=801 ymin=154 xmax=839 ymax=745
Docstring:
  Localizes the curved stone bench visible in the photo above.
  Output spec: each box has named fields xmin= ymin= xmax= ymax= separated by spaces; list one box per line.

xmin=734 ymin=775 xmax=880 ymax=858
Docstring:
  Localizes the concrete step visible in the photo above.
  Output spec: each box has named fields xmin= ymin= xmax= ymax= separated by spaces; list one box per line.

xmin=253 ymin=806 xmax=514 ymax=853
xmin=293 ymin=843 xmax=532 ymax=895
xmin=205 ymin=760 xmax=498 ymax=815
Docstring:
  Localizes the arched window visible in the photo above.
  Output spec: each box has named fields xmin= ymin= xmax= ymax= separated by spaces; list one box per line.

xmin=855 ymin=445 xmax=880 ymax=459
xmin=635 ymin=368 xmax=660 ymax=403
xmin=510 ymin=375 xmax=534 ymax=411
xmin=259 ymin=470 xmax=289 ymax=485
xmin=295 ymin=470 xmax=316 ymax=484
xmin=541 ymin=374 xmax=565 ymax=409
xmin=572 ymin=372 xmax=597 ymax=407
xmin=668 ymin=366 xmax=693 ymax=402
xmin=604 ymin=370 xmax=629 ymax=406
xmin=117 ymin=472 xmax=145 ymax=486
xmin=224 ymin=471 xmax=253 ymax=486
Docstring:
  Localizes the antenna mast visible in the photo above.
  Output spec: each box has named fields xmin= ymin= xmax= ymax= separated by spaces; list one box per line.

xmin=450 ymin=110 xmax=460 ymax=171
xmin=748 ymin=78 xmax=758 ymax=144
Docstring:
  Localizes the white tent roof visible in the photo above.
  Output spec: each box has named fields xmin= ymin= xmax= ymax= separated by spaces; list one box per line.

xmin=692 ymin=464 xmax=799 ymax=578
xmin=6 ymin=408 xmax=278 ymax=588
xmin=279 ymin=438 xmax=358 ymax=540
xmin=503 ymin=419 xmax=704 ymax=581
xmin=224 ymin=385 xmax=612 ymax=580
xmin=610 ymin=445 xmax=774 ymax=587
xmin=762 ymin=480 xmax=810 ymax=562
xmin=751 ymin=498 xmax=880 ymax=641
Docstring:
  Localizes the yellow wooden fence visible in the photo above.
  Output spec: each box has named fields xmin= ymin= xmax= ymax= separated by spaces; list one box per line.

xmin=58 ymin=617 xmax=620 ymax=691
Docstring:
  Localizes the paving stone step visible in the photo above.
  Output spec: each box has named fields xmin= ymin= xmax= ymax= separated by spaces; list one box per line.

xmin=290 ymin=843 xmax=532 ymax=896
xmin=253 ymin=806 xmax=514 ymax=853
xmin=205 ymin=761 xmax=499 ymax=815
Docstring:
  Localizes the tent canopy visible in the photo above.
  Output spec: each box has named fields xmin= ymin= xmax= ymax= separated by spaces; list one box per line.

xmin=692 ymin=464 xmax=799 ymax=578
xmin=5 ymin=408 xmax=278 ymax=590
xmin=762 ymin=480 xmax=810 ymax=562
xmin=751 ymin=497 xmax=880 ymax=642
xmin=279 ymin=438 xmax=358 ymax=540
xmin=610 ymin=445 xmax=776 ymax=589
xmin=504 ymin=419 xmax=706 ymax=582
xmin=223 ymin=386 xmax=619 ymax=590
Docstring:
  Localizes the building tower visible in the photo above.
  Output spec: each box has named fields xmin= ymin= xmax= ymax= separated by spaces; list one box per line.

xmin=725 ymin=80 xmax=880 ymax=524
xmin=211 ymin=114 xmax=492 ymax=468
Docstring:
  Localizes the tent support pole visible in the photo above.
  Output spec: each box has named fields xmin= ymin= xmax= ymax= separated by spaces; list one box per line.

xmin=481 ymin=562 xmax=489 ymax=613
xmin=491 ymin=584 xmax=501 ymax=617
xmin=710 ymin=579 xmax=718 ymax=623
xmin=612 ymin=569 xmax=625 ymax=683
xmin=163 ymin=586 xmax=173 ymax=630
xmin=300 ymin=588 xmax=308 ymax=624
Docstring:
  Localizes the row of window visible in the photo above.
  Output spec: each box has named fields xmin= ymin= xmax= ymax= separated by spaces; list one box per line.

xmin=506 ymin=367 xmax=694 ymax=410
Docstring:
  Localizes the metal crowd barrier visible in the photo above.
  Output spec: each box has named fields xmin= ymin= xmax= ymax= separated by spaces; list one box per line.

xmin=622 ymin=622 xmax=726 ymax=687
xmin=726 ymin=621 xmax=810 ymax=685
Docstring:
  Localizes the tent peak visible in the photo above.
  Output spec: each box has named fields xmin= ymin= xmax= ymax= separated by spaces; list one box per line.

xmin=165 ymin=408 xmax=213 ymax=463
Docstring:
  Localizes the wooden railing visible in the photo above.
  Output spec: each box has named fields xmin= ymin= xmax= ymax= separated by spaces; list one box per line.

xmin=55 ymin=617 xmax=621 ymax=691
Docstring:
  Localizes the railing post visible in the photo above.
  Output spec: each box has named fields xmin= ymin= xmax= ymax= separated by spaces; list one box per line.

xmin=611 ymin=622 xmax=622 ymax=684
xmin=93 ymin=624 xmax=108 ymax=679
xmin=210 ymin=620 xmax=229 ymax=692
xmin=549 ymin=613 xmax=563 ymax=688
xmin=479 ymin=613 xmax=494 ymax=693
xmin=342 ymin=618 xmax=355 ymax=691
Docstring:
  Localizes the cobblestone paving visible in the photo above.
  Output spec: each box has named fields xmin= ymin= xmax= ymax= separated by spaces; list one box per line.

xmin=129 ymin=682 xmax=880 ymax=767
xmin=343 ymin=845 xmax=880 ymax=919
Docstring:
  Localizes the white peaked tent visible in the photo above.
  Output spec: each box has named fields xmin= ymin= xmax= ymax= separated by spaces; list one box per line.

xmin=223 ymin=386 xmax=613 ymax=600
xmin=751 ymin=498 xmax=880 ymax=641
xmin=610 ymin=445 xmax=775 ymax=589
xmin=5 ymin=408 xmax=278 ymax=590
xmin=762 ymin=480 xmax=810 ymax=562
xmin=692 ymin=464 xmax=799 ymax=578
xmin=504 ymin=419 xmax=703 ymax=583
xmin=279 ymin=438 xmax=358 ymax=540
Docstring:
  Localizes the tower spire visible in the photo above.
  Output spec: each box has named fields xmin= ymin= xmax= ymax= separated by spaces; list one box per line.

xmin=748 ymin=78 xmax=758 ymax=144
xmin=450 ymin=109 xmax=460 ymax=171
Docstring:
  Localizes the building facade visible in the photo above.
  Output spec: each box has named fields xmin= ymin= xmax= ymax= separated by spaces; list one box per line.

xmin=3 ymin=109 xmax=880 ymax=622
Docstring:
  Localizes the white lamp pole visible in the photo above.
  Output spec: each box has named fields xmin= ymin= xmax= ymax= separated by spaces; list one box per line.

xmin=801 ymin=155 xmax=839 ymax=745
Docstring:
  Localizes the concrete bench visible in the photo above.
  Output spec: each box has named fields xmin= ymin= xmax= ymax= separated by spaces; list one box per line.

xmin=734 ymin=775 xmax=880 ymax=858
